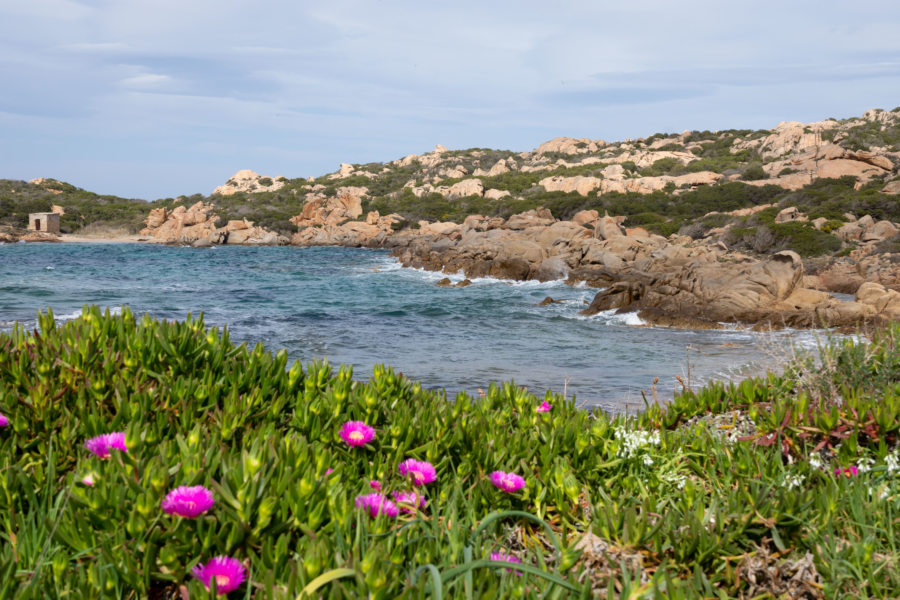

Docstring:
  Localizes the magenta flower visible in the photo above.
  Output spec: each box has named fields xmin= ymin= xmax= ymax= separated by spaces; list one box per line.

xmin=325 ymin=468 xmax=334 ymax=475
xmin=355 ymin=493 xmax=399 ymax=518
xmin=392 ymin=490 xmax=427 ymax=513
xmin=369 ymin=480 xmax=382 ymax=491
xmin=191 ymin=556 xmax=246 ymax=595
xmin=84 ymin=432 xmax=127 ymax=459
xmin=0 ymin=413 xmax=8 ymax=427
xmin=162 ymin=485 xmax=215 ymax=518
xmin=490 ymin=551 xmax=523 ymax=574
xmin=398 ymin=459 xmax=437 ymax=485
xmin=536 ymin=401 xmax=552 ymax=413
xmin=835 ymin=466 xmax=859 ymax=478
xmin=339 ymin=421 xmax=375 ymax=447
xmin=490 ymin=470 xmax=526 ymax=493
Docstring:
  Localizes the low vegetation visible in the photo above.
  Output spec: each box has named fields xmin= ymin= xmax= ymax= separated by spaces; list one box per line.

xmin=0 ymin=180 xmax=152 ymax=234
xmin=2 ymin=308 xmax=900 ymax=598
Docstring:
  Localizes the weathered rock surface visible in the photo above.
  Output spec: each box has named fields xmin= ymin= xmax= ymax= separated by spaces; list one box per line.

xmin=141 ymin=201 xmax=287 ymax=245
xmin=599 ymin=171 xmax=723 ymax=195
xmin=213 ymin=170 xmax=285 ymax=196
xmin=534 ymin=137 xmax=606 ymax=155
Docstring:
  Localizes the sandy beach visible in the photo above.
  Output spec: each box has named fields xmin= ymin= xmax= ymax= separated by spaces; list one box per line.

xmin=58 ymin=233 xmax=158 ymax=244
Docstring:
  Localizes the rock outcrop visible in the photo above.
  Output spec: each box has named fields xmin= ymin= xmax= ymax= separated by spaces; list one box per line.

xmin=534 ymin=137 xmax=606 ymax=155
xmin=213 ymin=170 xmax=286 ymax=196
xmin=141 ymin=201 xmax=287 ymax=245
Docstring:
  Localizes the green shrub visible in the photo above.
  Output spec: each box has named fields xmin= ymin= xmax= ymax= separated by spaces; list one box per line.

xmin=769 ymin=221 xmax=843 ymax=256
xmin=740 ymin=165 xmax=768 ymax=181
xmin=641 ymin=157 xmax=686 ymax=177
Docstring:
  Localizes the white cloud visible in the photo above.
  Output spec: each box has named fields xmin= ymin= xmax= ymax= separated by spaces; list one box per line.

xmin=1 ymin=0 xmax=899 ymax=198
xmin=119 ymin=73 xmax=173 ymax=88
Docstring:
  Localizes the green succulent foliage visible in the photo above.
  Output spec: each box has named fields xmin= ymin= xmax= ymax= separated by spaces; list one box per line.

xmin=2 ymin=315 xmax=900 ymax=597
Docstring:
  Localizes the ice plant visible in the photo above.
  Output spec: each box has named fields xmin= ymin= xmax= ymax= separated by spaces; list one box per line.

xmin=162 ymin=485 xmax=215 ymax=518
xmin=490 ymin=551 xmax=522 ymax=574
xmin=369 ymin=480 xmax=382 ymax=491
xmin=355 ymin=493 xmax=399 ymax=518
xmin=536 ymin=401 xmax=552 ymax=413
xmin=490 ymin=470 xmax=526 ymax=493
xmin=80 ymin=473 xmax=96 ymax=486
xmin=398 ymin=459 xmax=436 ymax=485
xmin=835 ymin=465 xmax=859 ymax=478
xmin=0 ymin=413 xmax=8 ymax=427
xmin=339 ymin=421 xmax=375 ymax=447
xmin=392 ymin=490 xmax=426 ymax=513
xmin=84 ymin=432 xmax=127 ymax=459
xmin=191 ymin=556 xmax=246 ymax=595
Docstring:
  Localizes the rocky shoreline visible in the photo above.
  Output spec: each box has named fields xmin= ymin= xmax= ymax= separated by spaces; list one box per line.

xmin=6 ymin=108 xmax=900 ymax=330
xmin=8 ymin=194 xmax=897 ymax=331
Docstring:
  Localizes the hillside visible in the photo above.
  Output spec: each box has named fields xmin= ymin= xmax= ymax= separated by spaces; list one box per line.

xmin=3 ymin=107 xmax=899 ymax=260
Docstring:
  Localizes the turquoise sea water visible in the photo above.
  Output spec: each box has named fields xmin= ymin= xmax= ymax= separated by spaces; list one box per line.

xmin=0 ymin=243 xmax=819 ymax=411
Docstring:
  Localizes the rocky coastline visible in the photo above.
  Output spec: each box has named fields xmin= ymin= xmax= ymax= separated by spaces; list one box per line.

xmin=6 ymin=107 xmax=900 ymax=330
xmin=86 ymin=195 xmax=900 ymax=331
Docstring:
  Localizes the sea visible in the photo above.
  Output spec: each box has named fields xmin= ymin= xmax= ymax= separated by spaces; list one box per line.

xmin=0 ymin=243 xmax=828 ymax=412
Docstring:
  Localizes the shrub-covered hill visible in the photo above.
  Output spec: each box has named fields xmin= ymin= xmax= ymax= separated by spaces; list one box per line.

xmin=2 ymin=308 xmax=900 ymax=598
xmin=0 ymin=179 xmax=156 ymax=234
xmin=6 ymin=108 xmax=900 ymax=258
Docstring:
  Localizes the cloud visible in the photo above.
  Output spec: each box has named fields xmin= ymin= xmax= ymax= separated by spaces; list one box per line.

xmin=59 ymin=42 xmax=128 ymax=52
xmin=120 ymin=73 xmax=172 ymax=88
xmin=1 ymin=0 xmax=900 ymax=198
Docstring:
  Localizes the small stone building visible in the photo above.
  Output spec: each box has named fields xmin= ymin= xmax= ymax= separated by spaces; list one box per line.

xmin=28 ymin=212 xmax=60 ymax=234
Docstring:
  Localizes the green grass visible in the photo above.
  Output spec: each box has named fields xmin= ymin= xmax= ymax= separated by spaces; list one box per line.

xmin=2 ymin=309 xmax=900 ymax=598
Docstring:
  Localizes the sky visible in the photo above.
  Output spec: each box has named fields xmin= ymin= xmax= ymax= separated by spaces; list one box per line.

xmin=1 ymin=1 xmax=899 ymax=200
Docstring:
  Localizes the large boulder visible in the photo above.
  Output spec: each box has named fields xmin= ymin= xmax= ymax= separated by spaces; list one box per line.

xmin=539 ymin=175 xmax=603 ymax=196
xmin=534 ymin=137 xmax=605 ymax=155
xmin=856 ymin=282 xmax=900 ymax=318
xmin=505 ymin=208 xmax=556 ymax=230
xmin=447 ymin=179 xmax=484 ymax=198
xmin=533 ymin=256 xmax=569 ymax=281
xmin=213 ymin=170 xmax=285 ymax=195
xmin=581 ymin=251 xmax=807 ymax=325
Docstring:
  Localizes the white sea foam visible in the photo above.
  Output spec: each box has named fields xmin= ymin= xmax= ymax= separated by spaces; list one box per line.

xmin=54 ymin=310 xmax=84 ymax=321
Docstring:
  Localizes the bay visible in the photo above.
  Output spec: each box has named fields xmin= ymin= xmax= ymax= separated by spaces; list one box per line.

xmin=0 ymin=243 xmax=820 ymax=411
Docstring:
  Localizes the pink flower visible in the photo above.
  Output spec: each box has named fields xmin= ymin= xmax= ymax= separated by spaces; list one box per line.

xmin=536 ymin=401 xmax=552 ymax=413
xmin=0 ymin=413 xmax=8 ymax=427
xmin=398 ymin=459 xmax=437 ymax=485
xmin=835 ymin=466 xmax=859 ymax=478
xmin=325 ymin=468 xmax=334 ymax=475
xmin=369 ymin=480 xmax=382 ymax=491
xmin=191 ymin=556 xmax=246 ymax=595
xmin=339 ymin=421 xmax=375 ymax=447
xmin=392 ymin=490 xmax=427 ymax=513
xmin=490 ymin=471 xmax=525 ymax=493
xmin=490 ymin=551 xmax=522 ymax=574
xmin=355 ymin=493 xmax=399 ymax=518
xmin=80 ymin=473 xmax=96 ymax=486
xmin=84 ymin=432 xmax=127 ymax=459
xmin=162 ymin=485 xmax=215 ymax=518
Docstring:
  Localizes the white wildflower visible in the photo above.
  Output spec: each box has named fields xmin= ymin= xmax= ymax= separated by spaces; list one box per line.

xmin=857 ymin=455 xmax=875 ymax=474
xmin=869 ymin=485 xmax=890 ymax=500
xmin=886 ymin=451 xmax=900 ymax=475
xmin=614 ymin=427 xmax=661 ymax=458
xmin=808 ymin=454 xmax=824 ymax=470
xmin=782 ymin=474 xmax=805 ymax=491
xmin=663 ymin=471 xmax=687 ymax=490
xmin=642 ymin=455 xmax=654 ymax=466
